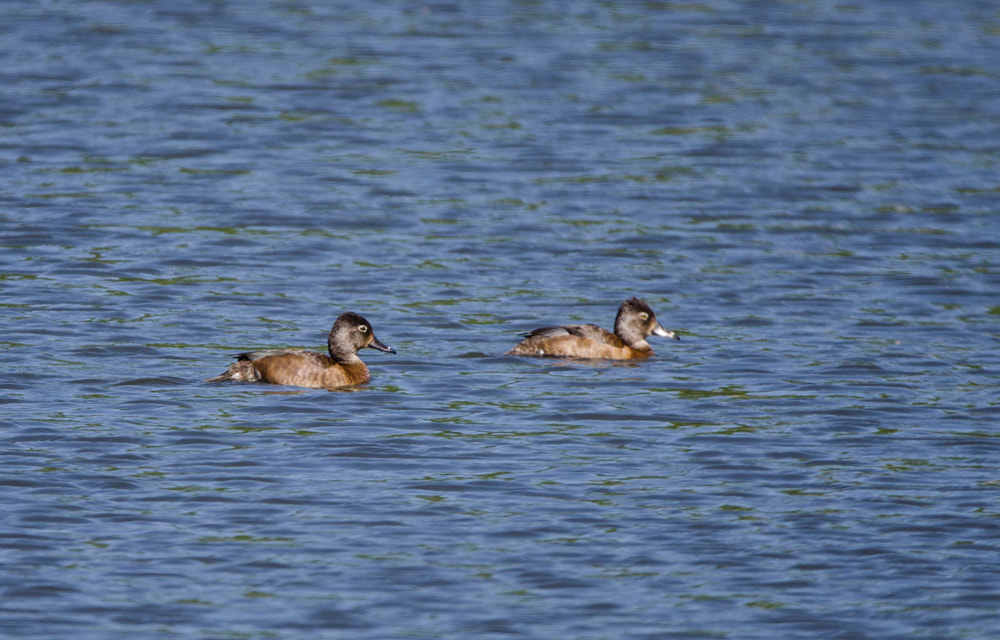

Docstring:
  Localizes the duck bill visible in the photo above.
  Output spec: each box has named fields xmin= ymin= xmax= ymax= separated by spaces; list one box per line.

xmin=652 ymin=323 xmax=680 ymax=341
xmin=368 ymin=336 xmax=397 ymax=354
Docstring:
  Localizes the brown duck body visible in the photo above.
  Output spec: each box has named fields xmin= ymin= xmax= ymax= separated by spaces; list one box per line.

xmin=211 ymin=350 xmax=373 ymax=388
xmin=506 ymin=324 xmax=653 ymax=359
xmin=206 ymin=312 xmax=394 ymax=390
xmin=506 ymin=297 xmax=679 ymax=360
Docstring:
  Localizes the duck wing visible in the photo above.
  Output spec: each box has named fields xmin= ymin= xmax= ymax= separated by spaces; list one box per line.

xmin=236 ymin=349 xmax=327 ymax=365
xmin=521 ymin=324 xmax=624 ymax=347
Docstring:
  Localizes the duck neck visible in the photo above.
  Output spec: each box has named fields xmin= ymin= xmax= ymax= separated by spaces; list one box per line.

xmin=615 ymin=320 xmax=651 ymax=351
xmin=327 ymin=336 xmax=361 ymax=364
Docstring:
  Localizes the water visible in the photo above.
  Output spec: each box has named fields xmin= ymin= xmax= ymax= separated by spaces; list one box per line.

xmin=2 ymin=0 xmax=999 ymax=638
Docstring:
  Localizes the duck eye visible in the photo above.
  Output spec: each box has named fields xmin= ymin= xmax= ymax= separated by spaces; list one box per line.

xmin=639 ymin=312 xmax=649 ymax=320
xmin=358 ymin=325 xmax=368 ymax=333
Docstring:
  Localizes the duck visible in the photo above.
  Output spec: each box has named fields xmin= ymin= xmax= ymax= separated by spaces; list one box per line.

xmin=205 ymin=312 xmax=395 ymax=389
xmin=505 ymin=297 xmax=679 ymax=359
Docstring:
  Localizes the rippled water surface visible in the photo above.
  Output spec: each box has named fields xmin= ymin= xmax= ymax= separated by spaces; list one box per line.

xmin=3 ymin=1 xmax=1000 ymax=638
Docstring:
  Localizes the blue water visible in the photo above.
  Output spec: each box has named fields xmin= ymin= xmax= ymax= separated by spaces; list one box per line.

xmin=2 ymin=1 xmax=999 ymax=638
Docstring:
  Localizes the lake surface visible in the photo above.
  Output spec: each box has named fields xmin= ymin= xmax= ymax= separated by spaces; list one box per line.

xmin=2 ymin=1 xmax=999 ymax=638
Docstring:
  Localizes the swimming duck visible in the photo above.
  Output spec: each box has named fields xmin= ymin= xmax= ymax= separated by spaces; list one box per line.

xmin=206 ymin=312 xmax=395 ymax=389
xmin=505 ymin=297 xmax=679 ymax=359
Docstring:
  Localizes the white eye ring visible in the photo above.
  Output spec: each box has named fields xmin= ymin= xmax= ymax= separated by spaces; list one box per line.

xmin=639 ymin=312 xmax=649 ymax=320
xmin=358 ymin=325 xmax=368 ymax=333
